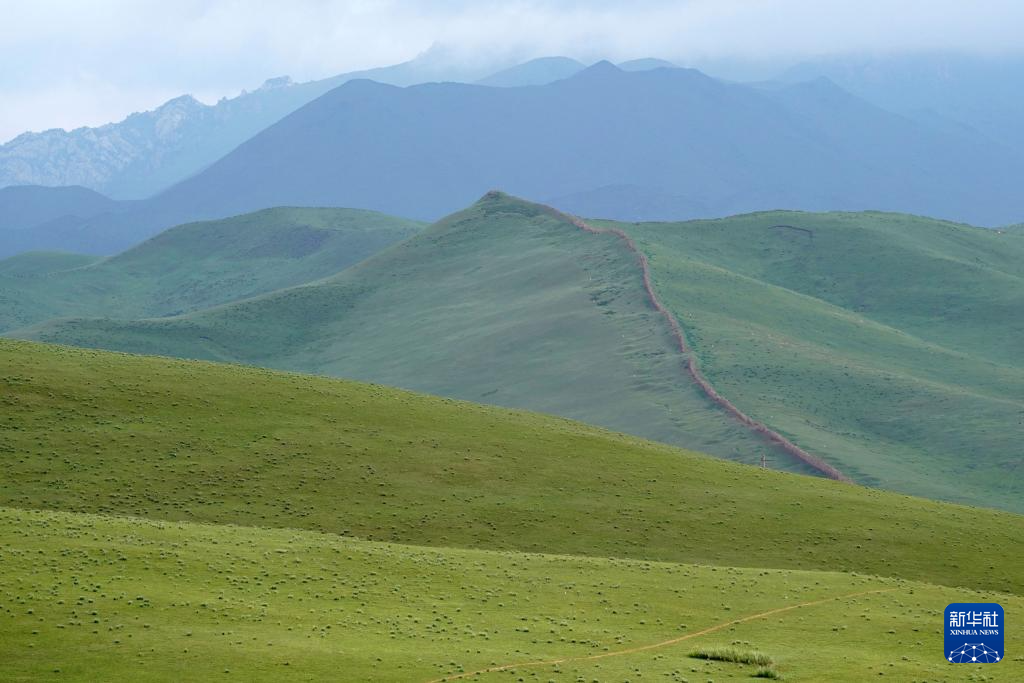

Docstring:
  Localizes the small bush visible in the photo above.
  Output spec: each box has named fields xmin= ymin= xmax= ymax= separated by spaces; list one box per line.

xmin=753 ymin=666 xmax=782 ymax=679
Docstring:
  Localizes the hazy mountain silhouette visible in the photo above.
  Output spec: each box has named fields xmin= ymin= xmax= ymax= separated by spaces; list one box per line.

xmin=476 ymin=57 xmax=586 ymax=87
xmin=0 ymin=185 xmax=117 ymax=232
xmin=0 ymin=44 xmax=503 ymax=200
xmin=154 ymin=61 xmax=1022 ymax=224
xmin=4 ymin=62 xmax=1022 ymax=256
xmin=618 ymin=58 xmax=677 ymax=71
xmin=780 ymin=52 xmax=1024 ymax=153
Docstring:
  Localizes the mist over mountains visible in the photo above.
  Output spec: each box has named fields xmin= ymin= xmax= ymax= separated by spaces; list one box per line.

xmin=0 ymin=46 xmax=507 ymax=200
xmin=2 ymin=52 xmax=1023 ymax=258
xmin=172 ymin=60 xmax=1021 ymax=223
xmin=781 ymin=52 xmax=1024 ymax=153
xmin=0 ymin=50 xmax=673 ymax=203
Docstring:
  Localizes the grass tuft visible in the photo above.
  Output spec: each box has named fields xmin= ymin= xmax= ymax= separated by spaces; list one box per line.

xmin=688 ymin=646 xmax=774 ymax=666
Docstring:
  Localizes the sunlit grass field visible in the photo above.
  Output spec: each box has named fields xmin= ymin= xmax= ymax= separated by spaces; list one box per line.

xmin=3 ymin=507 xmax=1022 ymax=682
xmin=3 ymin=340 xmax=1023 ymax=680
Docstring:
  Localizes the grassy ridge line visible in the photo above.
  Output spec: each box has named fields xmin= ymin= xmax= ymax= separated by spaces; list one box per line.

xmin=12 ymin=194 xmax=777 ymax=469
xmin=602 ymin=210 xmax=1024 ymax=509
xmin=560 ymin=207 xmax=848 ymax=481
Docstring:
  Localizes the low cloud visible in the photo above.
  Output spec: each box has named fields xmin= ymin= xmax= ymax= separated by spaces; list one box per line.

xmin=3 ymin=0 xmax=1024 ymax=141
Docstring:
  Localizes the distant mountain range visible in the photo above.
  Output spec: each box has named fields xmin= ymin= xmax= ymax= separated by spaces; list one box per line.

xmin=0 ymin=80 xmax=335 ymax=200
xmin=0 ymin=45 xmax=504 ymax=200
xmin=177 ymin=60 xmax=1018 ymax=226
xmin=476 ymin=56 xmax=676 ymax=87
xmin=4 ymin=50 xmax=1024 ymax=209
xmin=779 ymin=52 xmax=1024 ymax=153
xmin=0 ymin=51 xmax=670 ymax=200
xmin=476 ymin=56 xmax=587 ymax=87
xmin=2 ymin=57 xmax=1023 ymax=258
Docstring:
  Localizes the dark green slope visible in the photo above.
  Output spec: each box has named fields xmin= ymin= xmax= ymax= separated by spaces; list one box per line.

xmin=14 ymin=193 xmax=773 ymax=467
xmin=0 ymin=207 xmax=422 ymax=332
xmin=4 ymin=338 xmax=1024 ymax=596
xmin=600 ymin=211 xmax=1024 ymax=511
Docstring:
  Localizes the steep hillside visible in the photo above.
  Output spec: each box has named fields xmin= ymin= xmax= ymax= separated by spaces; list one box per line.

xmin=4 ymin=506 xmax=1021 ymax=682
xmin=0 ymin=207 xmax=422 ymax=332
xmin=14 ymin=193 xmax=773 ymax=467
xmin=599 ymin=211 xmax=1024 ymax=510
xmin=4 ymin=338 xmax=1024 ymax=596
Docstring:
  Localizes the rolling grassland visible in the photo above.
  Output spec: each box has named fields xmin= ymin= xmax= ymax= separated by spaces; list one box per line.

xmin=0 ymin=207 xmax=422 ymax=333
xmin=9 ymin=194 xmax=1024 ymax=511
xmin=602 ymin=211 xmax=1024 ymax=511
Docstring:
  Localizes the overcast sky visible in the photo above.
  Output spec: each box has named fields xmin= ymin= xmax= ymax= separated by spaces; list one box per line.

xmin=2 ymin=0 xmax=1023 ymax=142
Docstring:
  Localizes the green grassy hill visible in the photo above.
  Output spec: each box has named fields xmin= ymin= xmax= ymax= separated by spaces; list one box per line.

xmin=2 ymin=339 xmax=1023 ymax=681
xmin=0 ymin=207 xmax=422 ymax=332
xmin=3 ymin=338 xmax=1023 ymax=594
xmin=11 ymin=193 xmax=775 ymax=468
xmin=597 ymin=211 xmax=1024 ymax=511
xmin=10 ymin=195 xmax=1024 ymax=511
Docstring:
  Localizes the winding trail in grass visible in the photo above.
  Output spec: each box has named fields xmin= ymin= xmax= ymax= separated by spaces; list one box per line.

xmin=566 ymin=211 xmax=850 ymax=482
xmin=426 ymin=586 xmax=896 ymax=682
